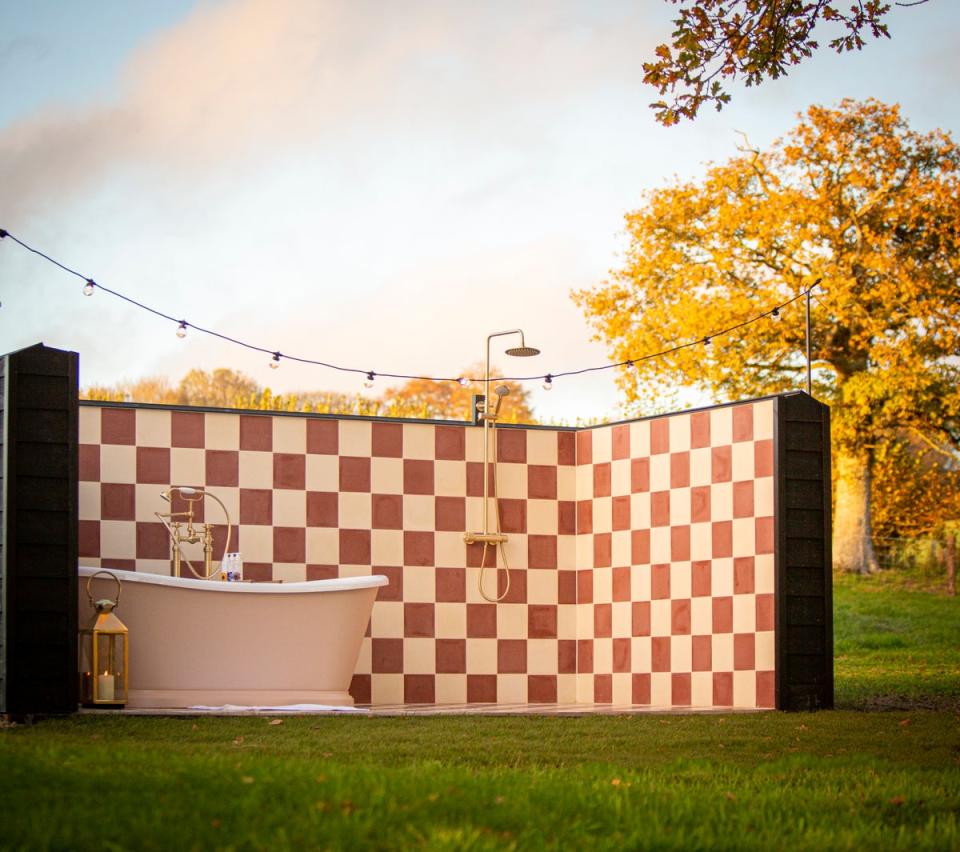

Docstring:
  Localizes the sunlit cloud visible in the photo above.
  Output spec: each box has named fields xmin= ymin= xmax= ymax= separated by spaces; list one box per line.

xmin=1 ymin=0 xmax=656 ymax=222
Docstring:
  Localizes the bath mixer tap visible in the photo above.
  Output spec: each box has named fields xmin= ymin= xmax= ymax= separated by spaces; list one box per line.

xmin=156 ymin=486 xmax=232 ymax=579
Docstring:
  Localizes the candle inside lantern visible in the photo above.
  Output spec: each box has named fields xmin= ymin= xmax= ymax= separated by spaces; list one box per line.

xmin=97 ymin=672 xmax=115 ymax=702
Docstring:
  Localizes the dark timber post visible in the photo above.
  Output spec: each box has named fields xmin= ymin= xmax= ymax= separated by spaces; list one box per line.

xmin=0 ymin=343 xmax=79 ymax=718
xmin=774 ymin=391 xmax=834 ymax=710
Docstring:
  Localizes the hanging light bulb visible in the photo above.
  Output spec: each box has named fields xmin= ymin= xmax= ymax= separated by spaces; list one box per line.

xmin=457 ymin=377 xmax=470 ymax=387
xmin=176 ymin=321 xmax=188 ymax=339
xmin=363 ymin=371 xmax=376 ymax=389
xmin=83 ymin=279 xmax=95 ymax=296
xmin=269 ymin=352 xmax=281 ymax=369
xmin=703 ymin=336 xmax=712 ymax=347
xmin=771 ymin=307 xmax=781 ymax=321
xmin=542 ymin=374 xmax=553 ymax=391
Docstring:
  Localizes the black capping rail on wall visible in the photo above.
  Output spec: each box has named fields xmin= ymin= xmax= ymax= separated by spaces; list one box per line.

xmin=774 ymin=392 xmax=834 ymax=711
xmin=0 ymin=343 xmax=79 ymax=718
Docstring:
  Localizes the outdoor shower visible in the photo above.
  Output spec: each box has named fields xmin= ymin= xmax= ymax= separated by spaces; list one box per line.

xmin=464 ymin=329 xmax=540 ymax=602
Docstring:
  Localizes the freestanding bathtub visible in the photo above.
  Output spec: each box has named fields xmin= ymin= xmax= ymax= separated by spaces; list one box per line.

xmin=78 ymin=566 xmax=387 ymax=709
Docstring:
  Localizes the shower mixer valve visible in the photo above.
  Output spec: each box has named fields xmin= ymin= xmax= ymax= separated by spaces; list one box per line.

xmin=463 ymin=531 xmax=508 ymax=545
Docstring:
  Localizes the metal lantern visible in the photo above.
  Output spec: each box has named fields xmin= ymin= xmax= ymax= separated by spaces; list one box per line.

xmin=79 ymin=571 xmax=129 ymax=707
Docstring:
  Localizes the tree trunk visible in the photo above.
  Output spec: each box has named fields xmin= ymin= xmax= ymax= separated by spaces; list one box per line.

xmin=833 ymin=448 xmax=880 ymax=574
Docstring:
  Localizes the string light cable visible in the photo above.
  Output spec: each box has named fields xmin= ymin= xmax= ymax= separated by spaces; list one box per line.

xmin=0 ymin=228 xmax=818 ymax=387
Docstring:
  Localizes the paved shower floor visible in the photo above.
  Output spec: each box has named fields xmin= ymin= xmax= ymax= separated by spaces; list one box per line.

xmin=82 ymin=703 xmax=764 ymax=717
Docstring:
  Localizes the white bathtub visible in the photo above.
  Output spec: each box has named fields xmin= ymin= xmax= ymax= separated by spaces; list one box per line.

xmin=78 ymin=567 xmax=387 ymax=709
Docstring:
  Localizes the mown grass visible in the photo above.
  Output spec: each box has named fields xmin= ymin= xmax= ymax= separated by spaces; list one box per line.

xmin=834 ymin=571 xmax=960 ymax=711
xmin=1 ymin=573 xmax=958 ymax=850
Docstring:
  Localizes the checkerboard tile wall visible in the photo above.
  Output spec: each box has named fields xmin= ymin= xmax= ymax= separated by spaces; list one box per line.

xmin=79 ymin=407 xmax=578 ymax=705
xmin=78 ymin=400 xmax=775 ymax=708
xmin=573 ymin=401 xmax=776 ymax=708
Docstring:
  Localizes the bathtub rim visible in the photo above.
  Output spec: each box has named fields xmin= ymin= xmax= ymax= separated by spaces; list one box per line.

xmin=79 ymin=564 xmax=388 ymax=594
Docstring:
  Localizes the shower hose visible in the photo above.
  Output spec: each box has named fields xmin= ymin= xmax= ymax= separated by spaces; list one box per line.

xmin=478 ymin=421 xmax=511 ymax=603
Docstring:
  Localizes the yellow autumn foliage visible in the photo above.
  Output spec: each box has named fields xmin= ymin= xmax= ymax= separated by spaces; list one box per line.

xmin=81 ymin=365 xmax=535 ymax=423
xmin=575 ymin=99 xmax=960 ymax=570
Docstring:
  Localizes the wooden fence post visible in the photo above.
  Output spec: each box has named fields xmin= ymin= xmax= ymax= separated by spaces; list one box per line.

xmin=947 ymin=532 xmax=956 ymax=597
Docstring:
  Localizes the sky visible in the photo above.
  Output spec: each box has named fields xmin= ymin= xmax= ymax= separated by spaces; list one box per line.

xmin=1 ymin=0 xmax=958 ymax=423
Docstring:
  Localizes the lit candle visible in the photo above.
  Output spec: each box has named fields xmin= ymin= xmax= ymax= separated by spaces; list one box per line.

xmin=97 ymin=672 xmax=115 ymax=702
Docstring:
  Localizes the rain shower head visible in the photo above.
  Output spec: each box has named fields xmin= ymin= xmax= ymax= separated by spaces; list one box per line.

xmin=505 ymin=345 xmax=540 ymax=357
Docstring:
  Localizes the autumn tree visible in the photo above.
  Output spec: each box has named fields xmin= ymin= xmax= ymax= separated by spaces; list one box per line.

xmin=871 ymin=439 xmax=960 ymax=542
xmin=82 ymin=375 xmax=178 ymax=404
xmin=574 ymin=99 xmax=960 ymax=573
xmin=381 ymin=363 xmax=536 ymax=423
xmin=176 ymin=368 xmax=261 ymax=408
xmin=644 ymin=1 xmax=926 ymax=125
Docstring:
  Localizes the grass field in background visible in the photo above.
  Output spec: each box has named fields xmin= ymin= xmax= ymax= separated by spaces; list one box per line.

xmin=1 ymin=572 xmax=958 ymax=850
xmin=834 ymin=572 xmax=960 ymax=711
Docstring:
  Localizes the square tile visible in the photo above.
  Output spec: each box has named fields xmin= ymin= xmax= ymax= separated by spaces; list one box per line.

xmin=435 ymin=601 xmax=467 ymax=636
xmin=204 ymin=414 xmax=239 ymax=451
xmin=403 ymin=423 xmax=436 ymax=460
xmin=435 ymin=426 xmax=466 ymax=461
xmin=339 ymin=420 xmax=372 ymax=457
xmin=306 ymin=528 xmax=338 ymax=564
xmin=306 ymin=419 xmax=339 ymax=454
xmin=100 ymin=445 xmax=136 ymax=484
xmin=273 ymin=489 xmax=306 ymax=527
xmin=305 ymin=455 xmax=338 ymax=491
xmin=79 ymin=407 xmax=101 ymax=444
xmin=272 ymin=416 xmax=306 ymax=454
xmin=237 ymin=451 xmax=273 ymax=489
xmin=137 ymin=410 xmax=171 ymax=448
xmin=239 ymin=416 xmax=272 ymax=451
xmin=370 ymin=529 xmax=404 ymax=565
xmin=404 ymin=566 xmax=437 ymax=604
xmin=101 ymin=408 xmax=136 ymax=445
xmin=404 ymin=638 xmax=435 ymax=673
xmin=435 ymin=460 xmax=467 ymax=497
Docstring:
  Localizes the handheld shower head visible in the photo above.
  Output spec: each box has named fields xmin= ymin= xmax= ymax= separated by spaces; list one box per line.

xmin=491 ymin=384 xmax=510 ymax=417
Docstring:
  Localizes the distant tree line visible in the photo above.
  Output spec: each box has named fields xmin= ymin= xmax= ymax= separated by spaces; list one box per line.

xmin=81 ymin=364 xmax=537 ymax=424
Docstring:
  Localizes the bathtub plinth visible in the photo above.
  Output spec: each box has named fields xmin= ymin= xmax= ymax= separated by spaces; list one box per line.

xmin=129 ymin=688 xmax=355 ymax=709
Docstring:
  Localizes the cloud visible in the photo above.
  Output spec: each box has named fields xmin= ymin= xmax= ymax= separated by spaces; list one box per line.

xmin=0 ymin=0 xmax=658 ymax=222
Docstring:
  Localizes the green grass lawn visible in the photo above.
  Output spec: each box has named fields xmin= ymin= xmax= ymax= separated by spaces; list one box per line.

xmin=834 ymin=572 xmax=960 ymax=711
xmin=2 ymin=574 xmax=958 ymax=851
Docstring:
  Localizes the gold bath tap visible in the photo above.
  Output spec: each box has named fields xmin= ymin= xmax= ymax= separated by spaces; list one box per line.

xmin=156 ymin=486 xmax=232 ymax=579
